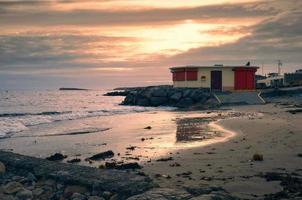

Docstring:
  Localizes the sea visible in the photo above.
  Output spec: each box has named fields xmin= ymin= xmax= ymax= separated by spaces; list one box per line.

xmin=0 ymin=89 xmax=168 ymax=139
xmin=0 ymin=89 xmax=237 ymax=165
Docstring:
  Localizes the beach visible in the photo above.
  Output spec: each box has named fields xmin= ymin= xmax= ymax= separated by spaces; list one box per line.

xmin=142 ymin=102 xmax=302 ymax=199
xmin=0 ymin=90 xmax=302 ymax=199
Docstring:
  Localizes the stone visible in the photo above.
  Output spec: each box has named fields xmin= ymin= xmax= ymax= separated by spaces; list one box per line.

xmin=252 ymin=153 xmax=263 ymax=161
xmin=151 ymin=88 xmax=167 ymax=97
xmin=176 ymin=98 xmax=194 ymax=108
xmin=150 ymin=97 xmax=168 ymax=106
xmin=3 ymin=182 xmax=24 ymax=194
xmin=88 ymin=196 xmax=105 ymax=200
xmin=64 ymin=185 xmax=88 ymax=198
xmin=190 ymin=192 xmax=239 ymax=200
xmin=32 ymin=188 xmax=44 ymax=197
xmin=16 ymin=189 xmax=33 ymax=200
xmin=126 ymin=188 xmax=192 ymax=200
xmin=26 ymin=173 xmax=36 ymax=183
xmin=109 ymin=194 xmax=119 ymax=200
xmin=88 ymin=151 xmax=114 ymax=160
xmin=102 ymin=191 xmax=112 ymax=199
xmin=170 ymin=92 xmax=182 ymax=101
xmin=136 ymin=98 xmax=149 ymax=106
xmin=0 ymin=161 xmax=5 ymax=174
xmin=71 ymin=192 xmax=87 ymax=200
xmin=0 ymin=193 xmax=15 ymax=200
xmin=46 ymin=153 xmax=67 ymax=161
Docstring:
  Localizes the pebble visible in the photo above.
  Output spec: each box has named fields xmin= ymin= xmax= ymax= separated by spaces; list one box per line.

xmin=89 ymin=196 xmax=105 ymax=200
xmin=0 ymin=161 xmax=6 ymax=174
xmin=64 ymin=185 xmax=88 ymax=198
xmin=16 ymin=189 xmax=33 ymax=200
xmin=71 ymin=192 xmax=86 ymax=200
xmin=32 ymin=188 xmax=44 ymax=196
xmin=102 ymin=191 xmax=112 ymax=199
xmin=3 ymin=181 xmax=24 ymax=194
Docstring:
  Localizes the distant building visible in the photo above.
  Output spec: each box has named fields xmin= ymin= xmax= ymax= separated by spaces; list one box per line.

xmin=284 ymin=69 xmax=302 ymax=86
xmin=170 ymin=65 xmax=259 ymax=91
xmin=257 ymin=69 xmax=302 ymax=88
xmin=257 ymin=74 xmax=284 ymax=88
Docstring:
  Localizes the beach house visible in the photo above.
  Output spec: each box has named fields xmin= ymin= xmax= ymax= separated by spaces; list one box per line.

xmin=170 ymin=65 xmax=259 ymax=91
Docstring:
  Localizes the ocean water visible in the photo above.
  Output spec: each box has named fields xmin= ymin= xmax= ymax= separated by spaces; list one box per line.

xmin=0 ymin=90 xmax=169 ymax=138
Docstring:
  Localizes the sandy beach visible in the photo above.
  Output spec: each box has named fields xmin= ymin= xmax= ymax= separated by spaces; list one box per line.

xmin=1 ymin=91 xmax=301 ymax=199
xmin=142 ymin=102 xmax=302 ymax=199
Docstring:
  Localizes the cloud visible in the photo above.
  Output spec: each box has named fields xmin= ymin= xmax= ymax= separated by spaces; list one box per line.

xmin=0 ymin=1 xmax=277 ymax=27
xmin=167 ymin=5 xmax=302 ymax=72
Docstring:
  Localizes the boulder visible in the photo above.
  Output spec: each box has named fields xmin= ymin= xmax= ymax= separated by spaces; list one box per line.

xmin=0 ymin=161 xmax=5 ymax=174
xmin=136 ymin=98 xmax=149 ymax=106
xmin=151 ymin=88 xmax=168 ymax=97
xmin=88 ymin=151 xmax=114 ymax=160
xmin=190 ymin=192 xmax=239 ymax=200
xmin=150 ymin=97 xmax=168 ymax=106
xmin=169 ymin=92 xmax=182 ymax=101
xmin=126 ymin=188 xmax=192 ymax=200
xmin=3 ymin=181 xmax=24 ymax=194
xmin=71 ymin=192 xmax=87 ymax=200
xmin=89 ymin=196 xmax=105 ymax=200
xmin=46 ymin=153 xmax=67 ymax=161
xmin=176 ymin=98 xmax=194 ymax=108
xmin=16 ymin=189 xmax=33 ymax=200
xmin=64 ymin=185 xmax=89 ymax=198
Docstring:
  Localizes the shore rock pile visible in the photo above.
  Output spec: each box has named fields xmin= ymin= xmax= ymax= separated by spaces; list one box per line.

xmin=107 ymin=85 xmax=218 ymax=108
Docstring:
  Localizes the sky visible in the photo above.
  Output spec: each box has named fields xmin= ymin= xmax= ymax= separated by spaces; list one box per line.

xmin=0 ymin=0 xmax=302 ymax=89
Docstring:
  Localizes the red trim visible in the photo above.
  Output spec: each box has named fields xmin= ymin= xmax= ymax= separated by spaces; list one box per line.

xmin=186 ymin=71 xmax=198 ymax=81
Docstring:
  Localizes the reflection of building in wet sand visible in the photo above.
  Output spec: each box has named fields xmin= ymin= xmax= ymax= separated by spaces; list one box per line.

xmin=175 ymin=117 xmax=222 ymax=142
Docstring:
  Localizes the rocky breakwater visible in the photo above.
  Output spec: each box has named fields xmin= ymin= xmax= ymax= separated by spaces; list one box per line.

xmin=107 ymin=85 xmax=219 ymax=108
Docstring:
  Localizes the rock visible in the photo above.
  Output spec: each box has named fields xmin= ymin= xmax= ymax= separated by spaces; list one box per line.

xmin=144 ymin=126 xmax=152 ymax=130
xmin=136 ymin=98 xmax=149 ymax=106
xmin=150 ymin=97 xmax=168 ymax=106
xmin=105 ymin=162 xmax=142 ymax=170
xmin=102 ymin=191 xmax=112 ymax=199
xmin=67 ymin=158 xmax=81 ymax=163
xmin=109 ymin=194 xmax=119 ymax=200
xmin=170 ymin=92 xmax=182 ymax=101
xmin=0 ymin=193 xmax=15 ymax=200
xmin=26 ymin=173 xmax=36 ymax=183
xmin=151 ymin=88 xmax=168 ymax=97
xmin=156 ymin=157 xmax=173 ymax=162
xmin=104 ymin=91 xmax=129 ymax=96
xmin=190 ymin=191 xmax=239 ymax=200
xmin=184 ymin=186 xmax=222 ymax=196
xmin=16 ymin=189 xmax=33 ymax=200
xmin=32 ymin=188 xmax=44 ymax=197
xmin=3 ymin=182 xmax=24 ymax=194
xmin=71 ymin=193 xmax=87 ymax=200
xmin=88 ymin=196 xmax=105 ymax=200
xmin=0 ymin=161 xmax=5 ymax=174
xmin=176 ymin=98 xmax=194 ymax=108
xmin=46 ymin=153 xmax=67 ymax=161
xmin=64 ymin=185 xmax=88 ymax=198
xmin=88 ymin=151 xmax=114 ymax=160
xmin=252 ymin=153 xmax=263 ymax=161
xmin=126 ymin=188 xmax=192 ymax=200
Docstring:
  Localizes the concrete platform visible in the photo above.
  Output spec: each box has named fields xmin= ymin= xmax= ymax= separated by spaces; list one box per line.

xmin=214 ymin=91 xmax=265 ymax=105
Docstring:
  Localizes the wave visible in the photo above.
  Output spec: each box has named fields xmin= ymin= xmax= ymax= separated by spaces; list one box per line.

xmin=0 ymin=106 xmax=174 ymax=138
xmin=0 ymin=111 xmax=71 ymax=118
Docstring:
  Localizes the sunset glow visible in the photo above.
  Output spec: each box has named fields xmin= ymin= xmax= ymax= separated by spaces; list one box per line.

xmin=0 ymin=0 xmax=301 ymax=89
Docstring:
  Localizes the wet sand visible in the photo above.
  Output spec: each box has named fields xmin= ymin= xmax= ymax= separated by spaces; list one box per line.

xmin=0 ymin=110 xmax=253 ymax=168
xmin=142 ymin=103 xmax=302 ymax=199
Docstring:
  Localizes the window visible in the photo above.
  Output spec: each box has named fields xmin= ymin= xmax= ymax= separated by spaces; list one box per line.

xmin=173 ymin=71 xmax=185 ymax=81
xmin=186 ymin=71 xmax=198 ymax=81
